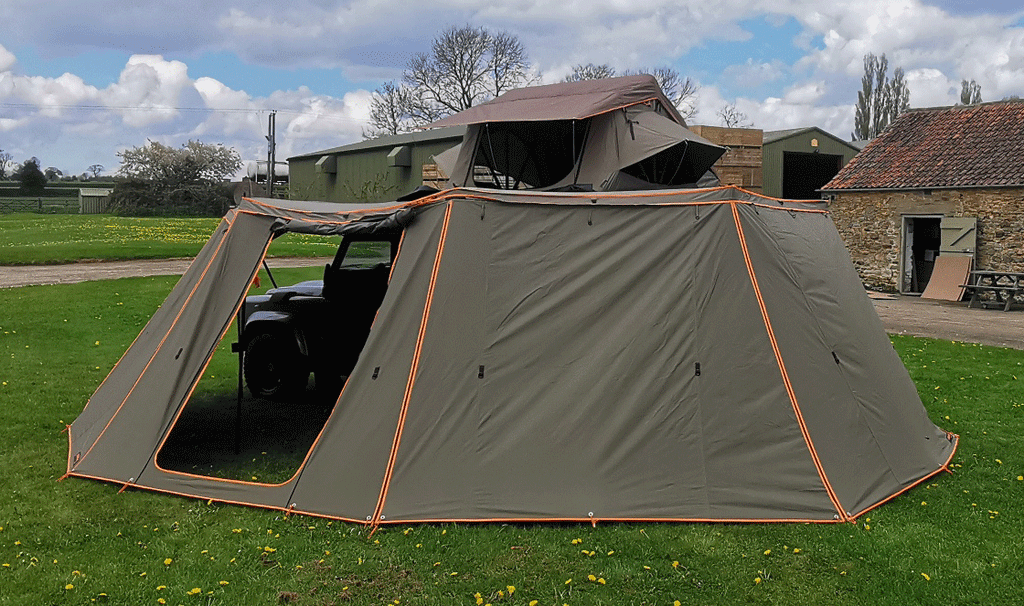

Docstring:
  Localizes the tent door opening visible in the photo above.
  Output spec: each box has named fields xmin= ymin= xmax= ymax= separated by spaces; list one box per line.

xmin=155 ymin=233 xmax=399 ymax=484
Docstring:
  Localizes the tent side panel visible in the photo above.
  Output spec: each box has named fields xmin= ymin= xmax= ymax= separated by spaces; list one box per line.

xmin=70 ymin=212 xmax=235 ymax=462
xmin=287 ymin=203 xmax=448 ymax=521
xmin=382 ymin=202 xmax=708 ymax=520
xmin=691 ymin=205 xmax=837 ymax=520
xmin=736 ymin=204 xmax=955 ymax=514
xmin=380 ymin=202 xmax=835 ymax=521
xmin=69 ymin=211 xmax=279 ymax=487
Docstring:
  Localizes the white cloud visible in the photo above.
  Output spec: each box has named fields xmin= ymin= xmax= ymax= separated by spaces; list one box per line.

xmin=0 ymin=43 xmax=15 ymax=72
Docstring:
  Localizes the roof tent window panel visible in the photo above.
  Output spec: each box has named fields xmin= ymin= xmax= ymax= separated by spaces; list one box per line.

xmin=472 ymin=120 xmax=590 ymax=189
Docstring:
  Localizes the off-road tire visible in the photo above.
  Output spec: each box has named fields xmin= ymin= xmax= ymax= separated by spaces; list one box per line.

xmin=243 ymin=331 xmax=307 ymax=400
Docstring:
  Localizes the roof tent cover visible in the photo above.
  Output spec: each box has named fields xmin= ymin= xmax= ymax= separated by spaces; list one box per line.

xmin=67 ymin=188 xmax=956 ymax=525
xmin=426 ymin=75 xmax=727 ymax=192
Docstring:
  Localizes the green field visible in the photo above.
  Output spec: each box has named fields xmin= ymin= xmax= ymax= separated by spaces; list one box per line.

xmin=1 ymin=268 xmax=1022 ymax=605
xmin=0 ymin=214 xmax=338 ymax=265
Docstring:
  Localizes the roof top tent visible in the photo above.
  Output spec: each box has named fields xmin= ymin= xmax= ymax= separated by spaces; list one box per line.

xmin=67 ymin=189 xmax=956 ymax=526
xmin=427 ymin=75 xmax=727 ymax=192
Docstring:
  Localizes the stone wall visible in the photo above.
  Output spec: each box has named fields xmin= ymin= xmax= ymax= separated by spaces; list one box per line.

xmin=828 ymin=187 xmax=1024 ymax=291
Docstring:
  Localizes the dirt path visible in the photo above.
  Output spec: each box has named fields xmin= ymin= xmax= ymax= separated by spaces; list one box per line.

xmin=3 ymin=258 xmax=1024 ymax=350
xmin=0 ymin=257 xmax=329 ymax=289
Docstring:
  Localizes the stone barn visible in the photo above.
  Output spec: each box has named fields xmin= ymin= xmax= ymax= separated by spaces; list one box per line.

xmin=822 ymin=100 xmax=1024 ymax=294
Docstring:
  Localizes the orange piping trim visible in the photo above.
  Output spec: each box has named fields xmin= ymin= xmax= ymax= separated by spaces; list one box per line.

xmin=730 ymin=202 xmax=849 ymax=521
xmin=444 ymin=190 xmax=829 ymax=213
xmin=75 ymin=212 xmax=240 ymax=467
xmin=370 ymin=201 xmax=454 ymax=529
xmin=68 ymin=466 xmax=848 ymax=525
xmin=847 ymin=433 xmax=959 ymax=520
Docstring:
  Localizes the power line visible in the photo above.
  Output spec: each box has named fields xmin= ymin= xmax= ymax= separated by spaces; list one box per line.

xmin=0 ymin=102 xmax=365 ymax=124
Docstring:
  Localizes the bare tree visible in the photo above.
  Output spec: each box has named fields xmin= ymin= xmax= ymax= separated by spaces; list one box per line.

xmin=852 ymin=53 xmax=910 ymax=140
xmin=363 ymin=81 xmax=419 ymax=138
xmin=87 ymin=164 xmax=105 ymax=179
xmin=960 ymin=79 xmax=983 ymax=105
xmin=366 ymin=25 xmax=533 ymax=137
xmin=718 ymin=103 xmax=752 ymax=128
xmin=0 ymin=150 xmax=12 ymax=180
xmin=564 ymin=63 xmax=617 ymax=82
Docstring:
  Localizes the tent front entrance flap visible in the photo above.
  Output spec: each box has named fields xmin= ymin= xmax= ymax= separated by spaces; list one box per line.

xmin=68 ymin=189 xmax=956 ymax=524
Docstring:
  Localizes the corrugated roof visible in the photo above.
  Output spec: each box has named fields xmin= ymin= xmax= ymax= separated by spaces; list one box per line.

xmin=823 ymin=100 xmax=1024 ymax=190
xmin=288 ymin=126 xmax=466 ymax=161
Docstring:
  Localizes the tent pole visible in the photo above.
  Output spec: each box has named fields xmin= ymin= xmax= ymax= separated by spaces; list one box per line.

xmin=234 ymin=307 xmax=244 ymax=455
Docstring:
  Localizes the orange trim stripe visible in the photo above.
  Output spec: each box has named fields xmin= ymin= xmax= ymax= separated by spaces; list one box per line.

xmin=370 ymin=202 xmax=454 ymax=527
xmin=730 ymin=202 xmax=848 ymax=521
xmin=847 ymin=434 xmax=959 ymax=520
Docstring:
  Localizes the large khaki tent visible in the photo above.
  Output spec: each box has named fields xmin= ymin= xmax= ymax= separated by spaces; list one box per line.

xmin=428 ymin=75 xmax=727 ymax=191
xmin=68 ymin=187 xmax=956 ymax=525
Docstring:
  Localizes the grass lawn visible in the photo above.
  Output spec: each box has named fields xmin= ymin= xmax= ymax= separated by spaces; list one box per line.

xmin=1 ymin=272 xmax=1023 ymax=605
xmin=0 ymin=214 xmax=338 ymax=265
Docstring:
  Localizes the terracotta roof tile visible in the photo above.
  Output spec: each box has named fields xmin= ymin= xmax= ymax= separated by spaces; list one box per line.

xmin=823 ymin=100 xmax=1024 ymax=190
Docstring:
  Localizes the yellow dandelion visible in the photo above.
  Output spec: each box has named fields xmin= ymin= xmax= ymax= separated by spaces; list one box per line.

xmin=754 ymin=577 xmax=762 ymax=585
xmin=476 ymin=596 xmax=483 ymax=605
xmin=996 ymin=459 xmax=1003 ymax=465
xmin=219 ymin=580 xmax=229 ymax=586
xmin=793 ymin=548 xmax=801 ymax=553
xmin=157 ymin=585 xmax=166 ymax=591
xmin=530 ymin=601 xmax=539 ymax=606
xmin=588 ymin=574 xmax=597 ymax=582
xmin=507 ymin=585 xmax=515 ymax=595
xmin=1018 ymin=475 xmax=1023 ymax=481
xmin=672 ymin=560 xmax=679 ymax=568
xmin=498 ymin=590 xmax=505 ymax=598
xmin=188 ymin=587 xmax=202 ymax=595
xmin=565 ymin=578 xmax=572 ymax=585
xmin=65 ymin=584 xmax=74 ymax=590
xmin=764 ymin=549 xmax=771 ymax=556
xmin=158 ymin=599 xmax=167 ymax=605
xmin=598 ymin=577 xmax=606 ymax=585
xmin=921 ymin=501 xmax=927 ymax=506
xmin=231 ymin=529 xmax=242 ymax=533
xmin=674 ymin=601 xmax=682 ymax=606
xmin=450 ymin=572 xmax=458 ymax=576
xmin=163 ymin=558 xmax=172 ymax=566
xmin=921 ymin=573 xmax=931 ymax=581
xmin=607 ymin=550 xmax=615 ymax=556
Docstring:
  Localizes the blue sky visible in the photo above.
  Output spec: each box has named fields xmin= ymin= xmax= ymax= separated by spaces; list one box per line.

xmin=1 ymin=0 xmax=1022 ymax=177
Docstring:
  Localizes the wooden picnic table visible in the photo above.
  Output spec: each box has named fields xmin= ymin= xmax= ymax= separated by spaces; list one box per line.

xmin=961 ymin=270 xmax=1024 ymax=311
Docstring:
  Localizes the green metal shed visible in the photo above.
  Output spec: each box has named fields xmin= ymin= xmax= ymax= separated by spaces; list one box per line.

xmin=762 ymin=128 xmax=859 ymax=199
xmin=288 ymin=127 xmax=466 ymax=203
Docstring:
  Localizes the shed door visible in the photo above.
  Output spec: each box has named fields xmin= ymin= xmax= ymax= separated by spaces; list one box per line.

xmin=940 ymin=217 xmax=977 ymax=257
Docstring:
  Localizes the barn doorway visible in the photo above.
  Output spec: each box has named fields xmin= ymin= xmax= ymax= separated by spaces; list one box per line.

xmin=901 ymin=216 xmax=942 ymax=294
xmin=781 ymin=151 xmax=843 ymax=199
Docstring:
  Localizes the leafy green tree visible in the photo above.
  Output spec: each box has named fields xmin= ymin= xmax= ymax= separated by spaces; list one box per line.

xmin=852 ymin=53 xmax=910 ymax=140
xmin=14 ymin=157 xmax=47 ymax=192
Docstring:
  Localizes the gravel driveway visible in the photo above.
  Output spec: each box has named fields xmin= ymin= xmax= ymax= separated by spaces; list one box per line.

xmin=3 ymin=258 xmax=1023 ymax=350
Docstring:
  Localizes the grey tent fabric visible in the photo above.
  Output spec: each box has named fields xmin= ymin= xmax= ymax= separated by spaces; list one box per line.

xmin=68 ymin=188 xmax=957 ymax=524
xmin=428 ymin=75 xmax=726 ymax=192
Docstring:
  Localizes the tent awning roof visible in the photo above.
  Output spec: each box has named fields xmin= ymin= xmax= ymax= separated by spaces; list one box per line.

xmin=426 ymin=74 xmax=685 ymax=127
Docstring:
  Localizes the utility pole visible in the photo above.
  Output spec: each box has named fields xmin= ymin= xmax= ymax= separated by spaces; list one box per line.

xmin=266 ymin=111 xmax=276 ymax=198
